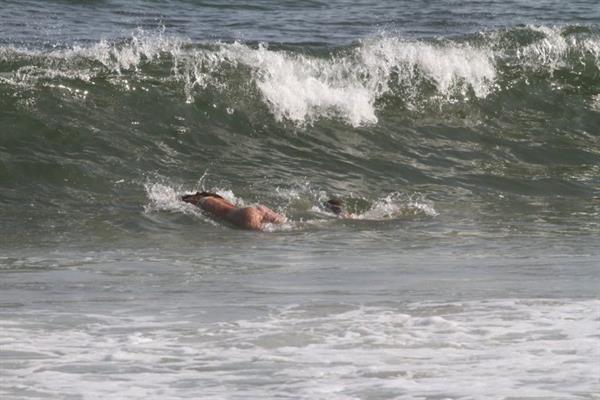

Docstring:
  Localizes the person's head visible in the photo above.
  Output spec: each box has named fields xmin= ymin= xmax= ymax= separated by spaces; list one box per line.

xmin=182 ymin=191 xmax=223 ymax=205
xmin=324 ymin=198 xmax=344 ymax=215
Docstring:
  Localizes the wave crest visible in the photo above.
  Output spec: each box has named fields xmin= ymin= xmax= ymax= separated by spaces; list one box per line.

xmin=180 ymin=38 xmax=496 ymax=126
xmin=1 ymin=25 xmax=599 ymax=126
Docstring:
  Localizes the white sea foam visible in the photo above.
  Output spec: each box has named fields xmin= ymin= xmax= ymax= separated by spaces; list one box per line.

xmin=517 ymin=26 xmax=573 ymax=71
xmin=360 ymin=37 xmax=497 ymax=98
xmin=182 ymin=38 xmax=497 ymax=126
xmin=0 ymin=29 xmax=186 ymax=92
xmin=1 ymin=299 xmax=598 ymax=399
xmin=515 ymin=26 xmax=600 ymax=74
xmin=143 ymin=182 xmax=196 ymax=214
xmin=359 ymin=192 xmax=438 ymax=219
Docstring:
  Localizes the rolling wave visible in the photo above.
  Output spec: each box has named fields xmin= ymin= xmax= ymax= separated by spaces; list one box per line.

xmin=1 ymin=25 xmax=599 ymax=126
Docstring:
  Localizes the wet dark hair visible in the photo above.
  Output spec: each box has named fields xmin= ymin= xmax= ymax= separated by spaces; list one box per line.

xmin=182 ymin=191 xmax=223 ymax=205
xmin=324 ymin=198 xmax=344 ymax=215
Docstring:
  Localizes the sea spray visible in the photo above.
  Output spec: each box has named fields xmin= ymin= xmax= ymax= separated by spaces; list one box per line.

xmin=181 ymin=39 xmax=496 ymax=126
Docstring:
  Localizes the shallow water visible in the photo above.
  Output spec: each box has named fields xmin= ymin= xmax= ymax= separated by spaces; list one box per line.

xmin=1 ymin=1 xmax=599 ymax=399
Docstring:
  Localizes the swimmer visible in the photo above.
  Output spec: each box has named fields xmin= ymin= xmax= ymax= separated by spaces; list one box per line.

xmin=182 ymin=191 xmax=286 ymax=230
xmin=324 ymin=198 xmax=356 ymax=219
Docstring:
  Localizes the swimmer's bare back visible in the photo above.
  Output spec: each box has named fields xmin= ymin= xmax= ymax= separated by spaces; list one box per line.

xmin=182 ymin=192 xmax=286 ymax=230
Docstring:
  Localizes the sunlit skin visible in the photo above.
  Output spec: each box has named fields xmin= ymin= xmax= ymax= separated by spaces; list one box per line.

xmin=182 ymin=192 xmax=286 ymax=230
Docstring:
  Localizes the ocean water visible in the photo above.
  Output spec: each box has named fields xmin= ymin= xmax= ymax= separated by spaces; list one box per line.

xmin=1 ymin=1 xmax=599 ymax=399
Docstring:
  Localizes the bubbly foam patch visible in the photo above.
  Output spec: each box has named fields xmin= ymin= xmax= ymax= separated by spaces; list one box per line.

xmin=360 ymin=192 xmax=438 ymax=219
xmin=1 ymin=299 xmax=598 ymax=399
xmin=144 ymin=182 xmax=196 ymax=214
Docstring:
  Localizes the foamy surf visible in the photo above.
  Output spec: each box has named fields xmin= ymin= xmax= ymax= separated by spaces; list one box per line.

xmin=359 ymin=192 xmax=438 ymax=219
xmin=2 ymin=299 xmax=597 ymax=399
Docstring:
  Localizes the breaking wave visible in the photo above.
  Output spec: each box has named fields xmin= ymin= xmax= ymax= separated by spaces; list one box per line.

xmin=1 ymin=25 xmax=599 ymax=126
